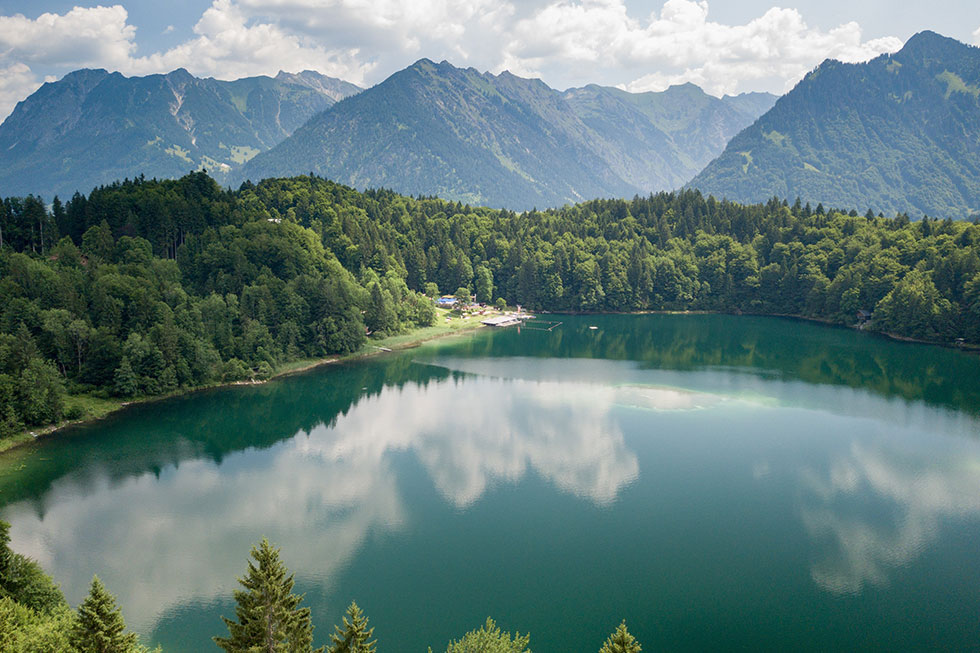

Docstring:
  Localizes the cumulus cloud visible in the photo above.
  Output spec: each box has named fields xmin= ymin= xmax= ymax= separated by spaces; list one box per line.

xmin=0 ymin=1 xmax=905 ymax=121
xmin=125 ymin=0 xmax=373 ymax=83
xmin=0 ymin=63 xmax=40 ymax=122
xmin=0 ymin=5 xmax=138 ymax=118
xmin=0 ymin=5 xmax=136 ymax=68
xmin=507 ymin=1 xmax=903 ymax=95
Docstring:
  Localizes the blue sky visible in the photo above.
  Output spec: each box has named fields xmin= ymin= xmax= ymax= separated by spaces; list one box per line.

xmin=0 ymin=1 xmax=977 ymax=120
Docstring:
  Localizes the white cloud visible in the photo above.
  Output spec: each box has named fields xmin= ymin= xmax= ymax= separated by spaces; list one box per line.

xmin=125 ymin=0 xmax=374 ymax=83
xmin=0 ymin=5 xmax=136 ymax=68
xmin=0 ymin=1 xmax=906 ymax=122
xmin=0 ymin=5 xmax=138 ymax=119
xmin=0 ymin=63 xmax=40 ymax=121
xmin=507 ymin=1 xmax=903 ymax=96
xmin=221 ymin=0 xmax=902 ymax=95
xmin=973 ymin=25 xmax=980 ymax=45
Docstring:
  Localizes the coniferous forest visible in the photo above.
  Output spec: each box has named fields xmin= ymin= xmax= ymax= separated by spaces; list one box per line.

xmin=1 ymin=171 xmax=979 ymax=442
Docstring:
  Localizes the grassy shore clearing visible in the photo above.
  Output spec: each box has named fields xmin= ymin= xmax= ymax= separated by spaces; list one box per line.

xmin=0 ymin=306 xmax=499 ymax=455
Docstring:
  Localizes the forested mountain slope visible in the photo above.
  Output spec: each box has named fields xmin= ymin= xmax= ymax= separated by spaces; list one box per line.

xmin=0 ymin=68 xmax=360 ymax=199
xmin=239 ymin=59 xmax=773 ymax=209
xmin=2 ymin=173 xmax=978 ymax=440
xmin=689 ymin=31 xmax=980 ymax=219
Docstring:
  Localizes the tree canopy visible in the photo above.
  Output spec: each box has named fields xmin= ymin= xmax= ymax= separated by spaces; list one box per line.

xmin=2 ymin=173 xmax=978 ymax=444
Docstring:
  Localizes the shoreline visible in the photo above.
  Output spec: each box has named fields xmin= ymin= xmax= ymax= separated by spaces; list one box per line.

xmin=573 ymin=308 xmax=979 ymax=352
xmin=2 ymin=308 xmax=976 ymax=455
xmin=0 ymin=310 xmax=492 ymax=456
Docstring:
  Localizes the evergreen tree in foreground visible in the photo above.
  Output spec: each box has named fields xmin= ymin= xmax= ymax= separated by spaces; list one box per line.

xmin=0 ymin=519 xmax=66 ymax=614
xmin=327 ymin=601 xmax=376 ymax=653
xmin=71 ymin=575 xmax=138 ymax=653
xmin=441 ymin=617 xmax=531 ymax=653
xmin=598 ymin=620 xmax=642 ymax=653
xmin=215 ymin=538 xmax=322 ymax=653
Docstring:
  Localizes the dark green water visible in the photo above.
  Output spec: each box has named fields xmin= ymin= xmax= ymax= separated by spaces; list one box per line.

xmin=2 ymin=314 xmax=980 ymax=651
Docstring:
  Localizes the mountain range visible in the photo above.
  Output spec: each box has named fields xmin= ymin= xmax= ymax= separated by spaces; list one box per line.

xmin=0 ymin=68 xmax=360 ymax=199
xmin=2 ymin=31 xmax=976 ymax=217
xmin=689 ymin=31 xmax=980 ymax=218
xmin=0 ymin=61 xmax=773 ymax=209
xmin=239 ymin=59 xmax=775 ymax=209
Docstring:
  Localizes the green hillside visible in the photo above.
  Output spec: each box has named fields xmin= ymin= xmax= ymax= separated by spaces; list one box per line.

xmin=0 ymin=68 xmax=360 ymax=200
xmin=689 ymin=31 xmax=980 ymax=218
xmin=239 ymin=60 xmax=773 ymax=209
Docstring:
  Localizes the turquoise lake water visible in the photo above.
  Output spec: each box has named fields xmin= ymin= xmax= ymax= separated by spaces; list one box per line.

xmin=1 ymin=314 xmax=979 ymax=651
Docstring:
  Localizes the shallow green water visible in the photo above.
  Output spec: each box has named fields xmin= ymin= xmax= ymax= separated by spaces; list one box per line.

xmin=2 ymin=314 xmax=980 ymax=651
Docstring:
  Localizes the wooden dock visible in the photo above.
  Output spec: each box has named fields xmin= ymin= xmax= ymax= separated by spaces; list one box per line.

xmin=481 ymin=314 xmax=562 ymax=331
xmin=481 ymin=315 xmax=526 ymax=327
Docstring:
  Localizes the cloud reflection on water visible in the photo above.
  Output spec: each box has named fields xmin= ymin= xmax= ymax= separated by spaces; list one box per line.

xmin=800 ymin=439 xmax=980 ymax=594
xmin=3 ymin=374 xmax=650 ymax=632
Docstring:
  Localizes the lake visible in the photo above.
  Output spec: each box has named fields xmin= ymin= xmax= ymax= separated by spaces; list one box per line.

xmin=2 ymin=314 xmax=979 ymax=651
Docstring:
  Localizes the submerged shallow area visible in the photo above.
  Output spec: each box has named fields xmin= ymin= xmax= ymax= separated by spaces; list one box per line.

xmin=1 ymin=314 xmax=979 ymax=651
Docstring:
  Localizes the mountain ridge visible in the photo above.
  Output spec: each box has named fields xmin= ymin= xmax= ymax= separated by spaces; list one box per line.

xmin=688 ymin=30 xmax=980 ymax=218
xmin=238 ymin=59 xmax=775 ymax=209
xmin=0 ymin=67 xmax=362 ymax=199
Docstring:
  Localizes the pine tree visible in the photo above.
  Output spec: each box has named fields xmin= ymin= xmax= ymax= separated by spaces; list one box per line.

xmin=71 ymin=575 xmax=138 ymax=653
xmin=327 ymin=601 xmax=376 ymax=653
xmin=598 ymin=620 xmax=642 ymax=653
xmin=214 ymin=538 xmax=322 ymax=653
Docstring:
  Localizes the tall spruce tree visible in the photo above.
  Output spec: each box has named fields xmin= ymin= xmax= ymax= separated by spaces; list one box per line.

xmin=71 ymin=575 xmax=138 ymax=653
xmin=327 ymin=601 xmax=376 ymax=653
xmin=598 ymin=620 xmax=642 ymax=653
xmin=214 ymin=538 xmax=322 ymax=653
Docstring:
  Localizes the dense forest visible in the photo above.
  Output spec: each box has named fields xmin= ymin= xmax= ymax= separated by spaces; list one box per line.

xmin=2 ymin=171 xmax=979 ymax=440
xmin=1 ymin=522 xmax=639 ymax=652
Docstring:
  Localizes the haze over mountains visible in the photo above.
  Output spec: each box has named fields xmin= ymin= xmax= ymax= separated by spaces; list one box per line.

xmin=0 ymin=68 xmax=360 ymax=199
xmin=240 ymin=59 xmax=775 ymax=209
xmin=0 ymin=30 xmax=977 ymax=218
xmin=690 ymin=31 xmax=980 ymax=218
xmin=0 ymin=61 xmax=773 ymax=209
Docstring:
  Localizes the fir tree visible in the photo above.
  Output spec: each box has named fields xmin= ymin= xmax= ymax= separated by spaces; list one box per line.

xmin=598 ymin=620 xmax=642 ymax=653
xmin=214 ymin=538 xmax=322 ymax=653
xmin=442 ymin=617 xmax=530 ymax=653
xmin=71 ymin=575 xmax=138 ymax=653
xmin=327 ymin=601 xmax=376 ymax=653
